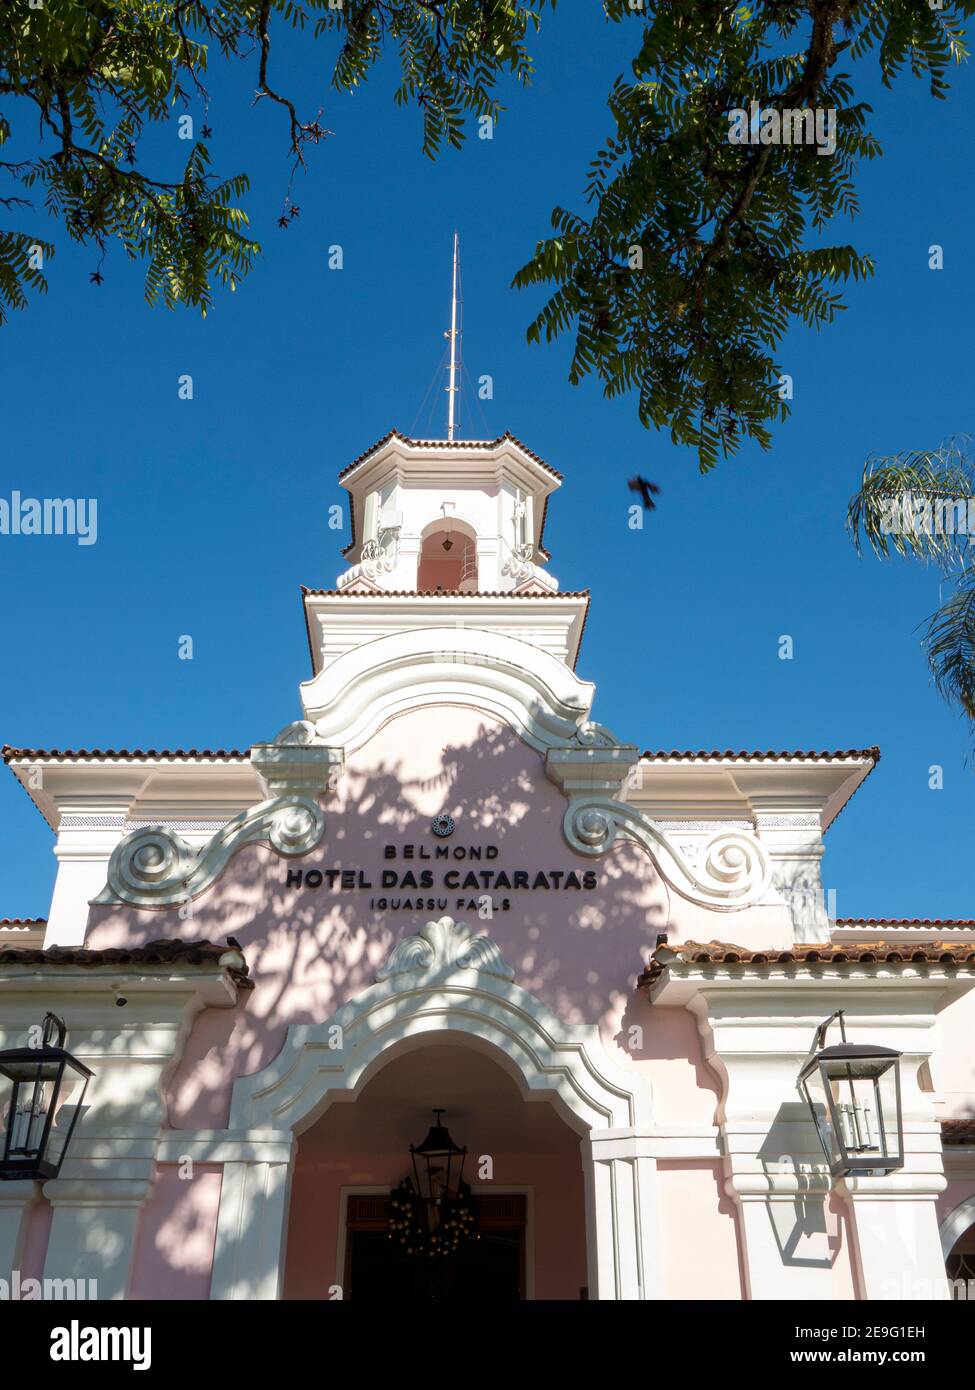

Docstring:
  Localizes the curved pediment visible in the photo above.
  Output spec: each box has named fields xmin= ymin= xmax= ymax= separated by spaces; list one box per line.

xmin=299 ymin=625 xmax=617 ymax=754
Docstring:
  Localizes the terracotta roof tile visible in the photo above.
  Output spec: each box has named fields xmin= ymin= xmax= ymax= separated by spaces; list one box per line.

xmin=300 ymin=587 xmax=589 ymax=600
xmin=639 ymin=937 xmax=975 ymax=986
xmin=341 ymin=428 xmax=399 ymax=475
xmin=835 ymin=918 xmax=975 ymax=929
xmin=640 ymin=748 xmax=881 ymax=762
xmin=0 ymin=918 xmax=46 ymax=927
xmin=942 ymin=1119 xmax=975 ymax=1145
xmin=337 ymin=430 xmax=564 ymax=483
xmin=3 ymin=746 xmax=249 ymax=763
xmin=0 ymin=937 xmax=253 ymax=987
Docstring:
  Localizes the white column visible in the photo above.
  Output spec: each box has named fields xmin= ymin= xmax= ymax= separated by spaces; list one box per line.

xmin=0 ymin=1181 xmax=39 ymax=1281
xmin=841 ymin=1162 xmax=951 ymax=1300
xmin=42 ymin=1179 xmax=150 ymax=1300
xmin=729 ymin=1172 xmax=836 ymax=1300
xmin=753 ymin=810 xmax=830 ymax=942
xmin=210 ymin=1150 xmax=295 ymax=1301
xmin=583 ymin=1130 xmax=662 ymax=1300
xmin=475 ymin=534 xmax=500 ymax=590
xmin=397 ymin=535 xmax=421 ymax=590
xmin=714 ymin=1040 xmax=844 ymax=1300
xmin=45 ymin=807 xmax=132 ymax=946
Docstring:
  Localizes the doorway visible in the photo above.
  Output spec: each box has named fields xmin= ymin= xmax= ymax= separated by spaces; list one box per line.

xmin=282 ymin=1040 xmax=590 ymax=1300
xmin=344 ymin=1192 xmax=526 ymax=1300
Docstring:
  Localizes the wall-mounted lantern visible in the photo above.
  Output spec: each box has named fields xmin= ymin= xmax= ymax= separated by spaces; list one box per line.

xmin=797 ymin=1010 xmax=904 ymax=1178
xmin=0 ymin=1013 xmax=92 ymax=1181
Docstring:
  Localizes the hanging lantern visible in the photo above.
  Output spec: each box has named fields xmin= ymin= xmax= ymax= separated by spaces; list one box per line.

xmin=0 ymin=1014 xmax=92 ymax=1181
xmin=797 ymin=1011 xmax=904 ymax=1178
xmin=390 ymin=1109 xmax=476 ymax=1259
xmin=410 ymin=1108 xmax=467 ymax=1217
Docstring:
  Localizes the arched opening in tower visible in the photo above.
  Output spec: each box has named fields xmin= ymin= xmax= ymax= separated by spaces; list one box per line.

xmin=417 ymin=520 xmax=478 ymax=592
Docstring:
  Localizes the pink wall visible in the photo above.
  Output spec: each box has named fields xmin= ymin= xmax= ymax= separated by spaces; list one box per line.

xmin=18 ymin=1194 xmax=52 ymax=1283
xmin=826 ymin=1191 xmax=860 ymax=1300
xmin=77 ymin=705 xmax=897 ymax=1302
xmin=128 ymin=1164 xmax=223 ymax=1300
xmin=629 ymin=996 xmax=722 ymax=1126
xmin=656 ymin=1162 xmax=743 ymax=1299
xmin=84 ymin=707 xmax=787 ymax=1133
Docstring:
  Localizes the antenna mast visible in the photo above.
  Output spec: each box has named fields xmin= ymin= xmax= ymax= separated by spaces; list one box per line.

xmin=446 ymin=231 xmax=460 ymax=441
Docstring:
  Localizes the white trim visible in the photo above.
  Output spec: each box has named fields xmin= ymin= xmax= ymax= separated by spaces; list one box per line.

xmin=224 ymin=920 xmax=649 ymax=1138
xmin=159 ymin=1126 xmax=719 ymax=1163
xmin=299 ymin=626 xmax=601 ymax=753
xmin=304 ymin=592 xmax=588 ymax=674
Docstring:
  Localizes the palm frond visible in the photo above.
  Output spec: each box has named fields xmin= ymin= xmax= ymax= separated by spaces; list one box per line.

xmin=847 ymin=436 xmax=975 ymax=567
xmin=925 ymin=567 xmax=975 ymax=721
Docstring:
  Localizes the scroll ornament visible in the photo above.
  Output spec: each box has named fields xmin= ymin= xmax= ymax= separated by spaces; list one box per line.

xmin=564 ymin=799 xmax=771 ymax=908
xmin=92 ymin=723 xmax=340 ymax=909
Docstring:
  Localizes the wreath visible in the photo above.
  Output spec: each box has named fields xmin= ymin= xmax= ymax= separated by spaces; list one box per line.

xmin=388 ymin=1177 xmax=477 ymax=1258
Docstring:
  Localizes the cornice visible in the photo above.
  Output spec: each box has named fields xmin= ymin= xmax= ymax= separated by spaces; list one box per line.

xmin=647 ymin=956 xmax=975 ymax=1009
xmin=337 ymin=431 xmax=563 ymax=486
xmin=5 ymin=751 xmax=263 ymax=832
xmin=302 ymin=589 xmax=591 ymax=676
xmin=624 ymin=752 xmax=878 ymax=835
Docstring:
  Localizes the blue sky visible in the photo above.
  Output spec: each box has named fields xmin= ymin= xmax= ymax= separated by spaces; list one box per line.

xmin=1 ymin=8 xmax=973 ymax=921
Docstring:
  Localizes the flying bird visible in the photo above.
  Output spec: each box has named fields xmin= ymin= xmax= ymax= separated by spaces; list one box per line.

xmin=628 ymin=476 xmax=661 ymax=511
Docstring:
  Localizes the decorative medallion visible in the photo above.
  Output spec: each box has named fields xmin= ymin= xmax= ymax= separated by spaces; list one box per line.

xmin=431 ymin=813 xmax=455 ymax=839
xmin=377 ymin=917 xmax=515 ymax=983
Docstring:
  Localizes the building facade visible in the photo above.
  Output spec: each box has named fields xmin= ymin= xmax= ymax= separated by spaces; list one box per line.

xmin=2 ymin=431 xmax=974 ymax=1301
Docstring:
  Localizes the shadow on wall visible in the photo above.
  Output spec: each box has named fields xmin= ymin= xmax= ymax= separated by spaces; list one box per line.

xmin=757 ymin=1103 xmax=843 ymax=1271
xmin=84 ymin=709 xmax=729 ymax=1129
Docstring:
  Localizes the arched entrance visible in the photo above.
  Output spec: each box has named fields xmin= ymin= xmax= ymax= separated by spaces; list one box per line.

xmin=209 ymin=917 xmax=659 ymax=1300
xmin=941 ymin=1197 xmax=975 ymax=1299
xmin=284 ymin=1036 xmax=588 ymax=1299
